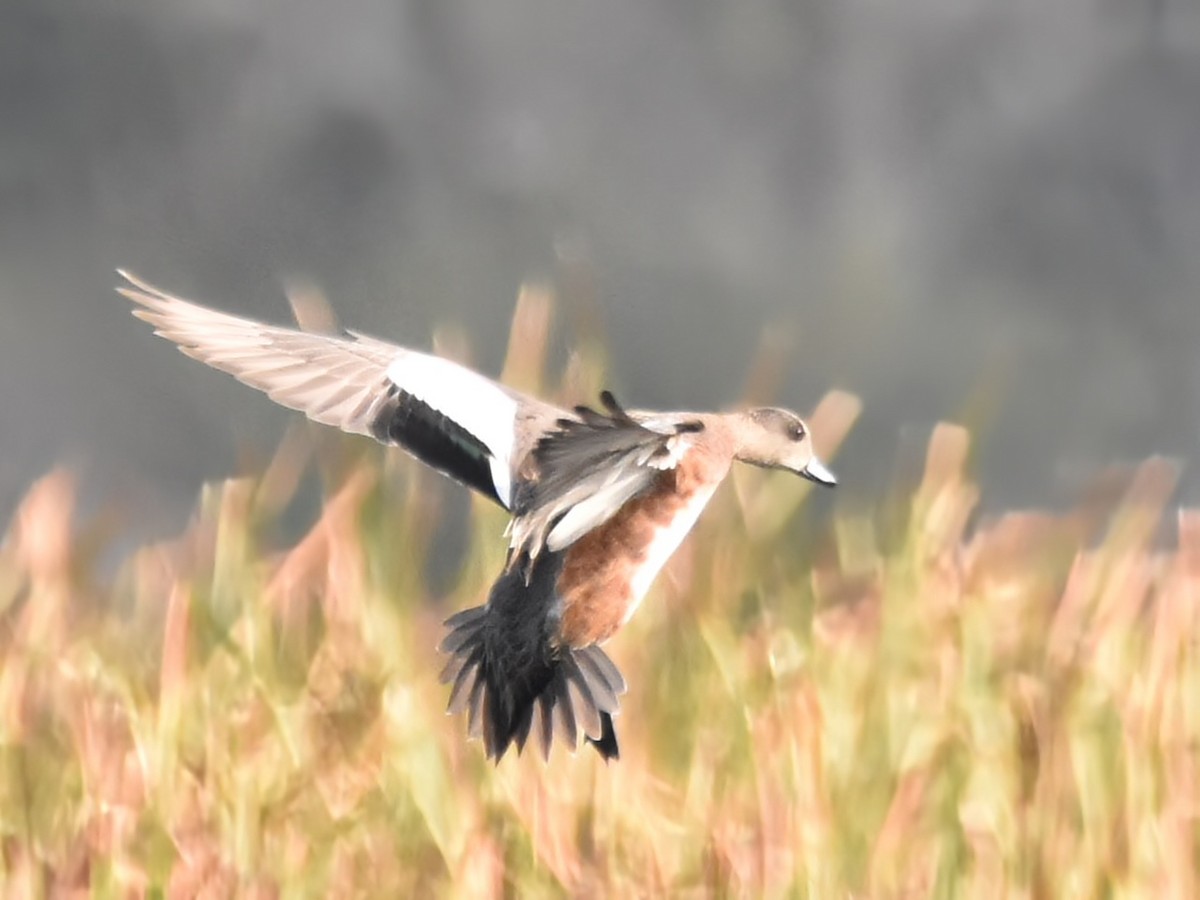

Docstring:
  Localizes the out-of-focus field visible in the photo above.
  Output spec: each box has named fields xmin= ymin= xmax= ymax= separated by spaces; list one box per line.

xmin=1 ymin=295 xmax=1197 ymax=898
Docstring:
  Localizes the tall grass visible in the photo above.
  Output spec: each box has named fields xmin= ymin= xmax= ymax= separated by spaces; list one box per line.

xmin=0 ymin=291 xmax=1196 ymax=897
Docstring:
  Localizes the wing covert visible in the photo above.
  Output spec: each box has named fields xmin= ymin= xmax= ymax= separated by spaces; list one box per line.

xmin=508 ymin=391 xmax=703 ymax=564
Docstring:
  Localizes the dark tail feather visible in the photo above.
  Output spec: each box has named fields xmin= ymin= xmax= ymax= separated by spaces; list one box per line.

xmin=438 ymin=606 xmax=626 ymax=761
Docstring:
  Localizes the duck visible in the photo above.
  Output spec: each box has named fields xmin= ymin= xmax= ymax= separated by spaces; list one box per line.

xmin=119 ymin=271 xmax=837 ymax=762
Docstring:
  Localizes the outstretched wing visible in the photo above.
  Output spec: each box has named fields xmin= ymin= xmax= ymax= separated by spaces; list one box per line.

xmin=508 ymin=391 xmax=703 ymax=563
xmin=119 ymin=271 xmax=554 ymax=507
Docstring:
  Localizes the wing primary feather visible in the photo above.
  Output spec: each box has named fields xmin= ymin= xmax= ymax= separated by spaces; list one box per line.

xmin=120 ymin=272 xmax=563 ymax=507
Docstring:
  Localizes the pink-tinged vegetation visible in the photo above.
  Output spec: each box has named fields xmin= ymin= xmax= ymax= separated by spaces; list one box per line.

xmin=0 ymin=292 xmax=1196 ymax=895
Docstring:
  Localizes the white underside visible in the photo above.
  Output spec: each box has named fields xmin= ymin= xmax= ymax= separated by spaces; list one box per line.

xmin=624 ymin=483 xmax=719 ymax=625
xmin=386 ymin=352 xmax=519 ymax=506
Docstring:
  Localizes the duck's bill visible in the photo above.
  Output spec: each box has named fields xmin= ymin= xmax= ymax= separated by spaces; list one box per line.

xmin=800 ymin=455 xmax=837 ymax=487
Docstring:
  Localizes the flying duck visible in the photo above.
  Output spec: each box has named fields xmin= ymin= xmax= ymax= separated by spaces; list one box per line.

xmin=119 ymin=272 xmax=837 ymax=762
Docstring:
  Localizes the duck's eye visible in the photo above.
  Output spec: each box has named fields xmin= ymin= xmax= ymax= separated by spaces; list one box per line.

xmin=788 ymin=422 xmax=806 ymax=441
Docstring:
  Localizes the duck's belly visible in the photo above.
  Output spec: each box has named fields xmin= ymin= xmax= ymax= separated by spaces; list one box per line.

xmin=555 ymin=466 xmax=721 ymax=647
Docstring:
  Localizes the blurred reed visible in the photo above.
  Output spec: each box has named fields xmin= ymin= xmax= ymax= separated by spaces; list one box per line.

xmin=0 ymin=287 xmax=1195 ymax=897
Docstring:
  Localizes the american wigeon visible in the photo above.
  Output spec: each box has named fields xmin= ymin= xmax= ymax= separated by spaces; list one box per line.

xmin=120 ymin=272 xmax=837 ymax=762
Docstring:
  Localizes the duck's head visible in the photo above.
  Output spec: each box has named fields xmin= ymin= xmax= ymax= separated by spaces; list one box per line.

xmin=732 ymin=407 xmax=837 ymax=486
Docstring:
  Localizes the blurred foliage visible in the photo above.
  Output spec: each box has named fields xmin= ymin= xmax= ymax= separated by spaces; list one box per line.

xmin=0 ymin=290 xmax=1197 ymax=898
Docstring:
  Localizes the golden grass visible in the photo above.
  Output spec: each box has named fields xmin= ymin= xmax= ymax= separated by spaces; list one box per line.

xmin=1 ymin=296 xmax=1197 ymax=897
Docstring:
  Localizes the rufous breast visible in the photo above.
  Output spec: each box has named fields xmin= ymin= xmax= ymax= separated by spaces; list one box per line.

xmin=554 ymin=447 xmax=729 ymax=647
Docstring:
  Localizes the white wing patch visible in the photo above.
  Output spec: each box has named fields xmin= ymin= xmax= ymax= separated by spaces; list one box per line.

xmin=647 ymin=432 xmax=695 ymax=470
xmin=386 ymin=353 xmax=519 ymax=506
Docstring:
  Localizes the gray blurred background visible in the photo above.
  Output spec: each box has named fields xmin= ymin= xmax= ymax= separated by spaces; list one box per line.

xmin=3 ymin=0 xmax=1199 ymax=542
